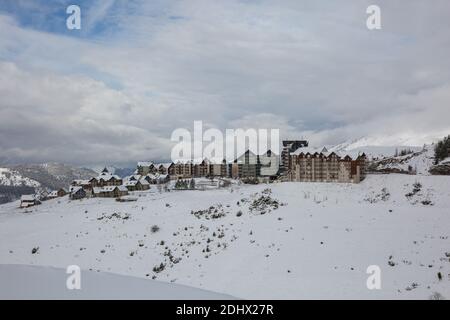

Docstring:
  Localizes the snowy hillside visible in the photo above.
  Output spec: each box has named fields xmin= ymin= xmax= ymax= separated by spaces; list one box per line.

xmin=0 ymin=168 xmax=40 ymax=204
xmin=0 ymin=264 xmax=234 ymax=300
xmin=329 ymin=137 xmax=423 ymax=160
xmin=369 ymin=146 xmax=435 ymax=175
xmin=9 ymin=163 xmax=96 ymax=190
xmin=1 ymin=175 xmax=449 ymax=299
xmin=0 ymin=168 xmax=40 ymax=187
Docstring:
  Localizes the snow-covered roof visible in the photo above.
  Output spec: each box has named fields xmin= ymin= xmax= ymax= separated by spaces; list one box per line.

xmin=117 ymin=185 xmax=128 ymax=192
xmin=93 ymin=173 xmax=121 ymax=181
xmin=69 ymin=186 xmax=83 ymax=193
xmin=291 ymin=146 xmax=364 ymax=160
xmin=158 ymin=162 xmax=173 ymax=168
xmin=21 ymin=195 xmax=35 ymax=201
xmin=48 ymin=191 xmax=58 ymax=197
xmin=124 ymin=175 xmax=141 ymax=182
xmin=173 ymin=159 xmax=193 ymax=165
xmin=72 ymin=179 xmax=90 ymax=185
xmin=93 ymin=186 xmax=128 ymax=193
xmin=146 ymin=173 xmax=168 ymax=180
xmin=191 ymin=158 xmax=209 ymax=165
xmin=291 ymin=146 xmax=322 ymax=155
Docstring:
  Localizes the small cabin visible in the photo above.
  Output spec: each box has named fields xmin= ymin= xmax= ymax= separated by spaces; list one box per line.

xmin=20 ymin=195 xmax=40 ymax=208
xmin=69 ymin=186 xmax=87 ymax=200
xmin=47 ymin=188 xmax=68 ymax=199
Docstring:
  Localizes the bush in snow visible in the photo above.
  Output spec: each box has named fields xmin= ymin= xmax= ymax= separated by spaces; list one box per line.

xmin=151 ymin=225 xmax=160 ymax=233
xmin=152 ymin=263 xmax=166 ymax=273
xmin=249 ymin=194 xmax=280 ymax=214
xmin=175 ymin=179 xmax=189 ymax=190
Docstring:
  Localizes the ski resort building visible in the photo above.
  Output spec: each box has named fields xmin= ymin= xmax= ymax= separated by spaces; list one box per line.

xmin=136 ymin=162 xmax=156 ymax=175
xmin=89 ymin=168 xmax=123 ymax=188
xmin=231 ymin=150 xmax=279 ymax=179
xmin=144 ymin=173 xmax=170 ymax=184
xmin=93 ymin=185 xmax=129 ymax=198
xmin=124 ymin=179 xmax=150 ymax=191
xmin=156 ymin=163 xmax=174 ymax=175
xmin=209 ymin=159 xmax=228 ymax=177
xmin=69 ymin=186 xmax=86 ymax=200
xmin=47 ymin=188 xmax=67 ymax=199
xmin=280 ymin=140 xmax=308 ymax=174
xmin=288 ymin=147 xmax=366 ymax=183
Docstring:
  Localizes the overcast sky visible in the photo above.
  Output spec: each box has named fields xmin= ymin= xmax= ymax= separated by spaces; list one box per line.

xmin=1 ymin=0 xmax=449 ymax=166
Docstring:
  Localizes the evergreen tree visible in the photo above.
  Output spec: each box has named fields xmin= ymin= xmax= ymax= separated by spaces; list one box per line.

xmin=434 ymin=135 xmax=450 ymax=164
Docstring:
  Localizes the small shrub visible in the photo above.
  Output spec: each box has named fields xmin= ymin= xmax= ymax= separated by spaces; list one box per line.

xmin=152 ymin=263 xmax=166 ymax=273
xmin=151 ymin=225 xmax=160 ymax=233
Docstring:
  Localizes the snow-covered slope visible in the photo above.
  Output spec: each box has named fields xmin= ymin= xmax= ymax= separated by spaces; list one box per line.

xmin=8 ymin=163 xmax=96 ymax=190
xmin=0 ymin=168 xmax=40 ymax=187
xmin=0 ymin=168 xmax=40 ymax=204
xmin=369 ymin=146 xmax=435 ymax=175
xmin=0 ymin=264 xmax=234 ymax=300
xmin=329 ymin=137 xmax=423 ymax=160
xmin=1 ymin=175 xmax=449 ymax=299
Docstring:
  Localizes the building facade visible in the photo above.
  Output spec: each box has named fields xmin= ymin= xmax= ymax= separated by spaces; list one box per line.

xmin=281 ymin=140 xmax=308 ymax=174
xmin=289 ymin=147 xmax=366 ymax=183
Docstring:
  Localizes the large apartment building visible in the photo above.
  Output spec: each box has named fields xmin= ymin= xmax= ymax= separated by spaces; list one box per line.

xmin=289 ymin=147 xmax=366 ymax=183
xmin=231 ymin=150 xmax=279 ymax=179
xmin=280 ymin=140 xmax=308 ymax=174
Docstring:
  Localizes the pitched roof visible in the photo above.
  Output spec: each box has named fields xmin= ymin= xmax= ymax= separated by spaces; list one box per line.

xmin=95 ymin=173 xmax=121 ymax=181
xmin=21 ymin=195 xmax=35 ymax=201
xmin=158 ymin=162 xmax=173 ymax=168
xmin=291 ymin=146 xmax=322 ymax=155
xmin=93 ymin=186 xmax=128 ymax=194
xmin=117 ymin=185 xmax=128 ymax=192
xmin=69 ymin=186 xmax=83 ymax=193
xmin=72 ymin=179 xmax=90 ymax=185
xmin=48 ymin=191 xmax=59 ymax=197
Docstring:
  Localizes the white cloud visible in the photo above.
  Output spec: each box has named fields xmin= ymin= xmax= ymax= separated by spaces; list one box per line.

xmin=1 ymin=1 xmax=450 ymax=164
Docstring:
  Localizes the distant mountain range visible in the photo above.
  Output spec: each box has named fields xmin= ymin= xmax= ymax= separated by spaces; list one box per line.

xmin=0 ymin=163 xmax=97 ymax=204
xmin=88 ymin=165 xmax=136 ymax=178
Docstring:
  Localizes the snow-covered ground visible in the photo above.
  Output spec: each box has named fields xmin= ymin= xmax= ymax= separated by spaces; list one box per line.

xmin=0 ymin=174 xmax=449 ymax=299
xmin=0 ymin=264 xmax=234 ymax=299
